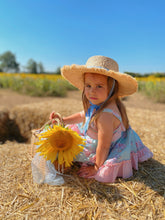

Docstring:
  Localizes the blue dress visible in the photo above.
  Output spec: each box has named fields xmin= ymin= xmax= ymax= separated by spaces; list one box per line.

xmin=31 ymin=108 xmax=153 ymax=184
xmin=69 ymin=108 xmax=153 ymax=182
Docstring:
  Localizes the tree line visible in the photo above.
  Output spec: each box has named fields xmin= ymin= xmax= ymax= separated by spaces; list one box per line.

xmin=124 ymin=71 xmax=165 ymax=78
xmin=0 ymin=51 xmax=61 ymax=74
xmin=0 ymin=51 xmax=164 ymax=77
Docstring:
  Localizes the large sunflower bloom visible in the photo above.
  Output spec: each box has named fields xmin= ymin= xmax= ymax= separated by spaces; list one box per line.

xmin=35 ymin=125 xmax=85 ymax=167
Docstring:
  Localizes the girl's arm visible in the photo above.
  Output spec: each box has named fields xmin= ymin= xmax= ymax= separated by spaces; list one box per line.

xmin=63 ymin=111 xmax=85 ymax=125
xmin=95 ymin=112 xmax=114 ymax=168
xmin=78 ymin=112 xmax=114 ymax=178
xmin=50 ymin=111 xmax=85 ymax=125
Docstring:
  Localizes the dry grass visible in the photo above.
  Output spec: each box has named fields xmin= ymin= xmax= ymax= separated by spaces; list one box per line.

xmin=0 ymin=92 xmax=165 ymax=220
xmin=8 ymin=92 xmax=83 ymax=142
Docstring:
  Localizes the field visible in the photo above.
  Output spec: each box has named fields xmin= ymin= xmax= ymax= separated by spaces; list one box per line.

xmin=136 ymin=75 xmax=165 ymax=103
xmin=0 ymin=73 xmax=76 ymax=97
xmin=0 ymin=73 xmax=165 ymax=103
xmin=0 ymin=88 xmax=165 ymax=219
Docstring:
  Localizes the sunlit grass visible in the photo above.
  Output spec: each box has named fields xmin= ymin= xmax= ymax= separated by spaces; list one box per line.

xmin=0 ymin=72 xmax=77 ymax=97
xmin=0 ymin=73 xmax=165 ymax=102
xmin=136 ymin=76 xmax=165 ymax=103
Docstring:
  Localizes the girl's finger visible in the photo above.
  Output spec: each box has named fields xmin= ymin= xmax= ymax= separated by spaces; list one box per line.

xmin=49 ymin=113 xmax=54 ymax=119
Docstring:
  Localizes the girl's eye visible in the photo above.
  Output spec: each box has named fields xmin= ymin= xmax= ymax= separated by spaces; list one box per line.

xmin=97 ymin=85 xmax=102 ymax=88
xmin=86 ymin=84 xmax=91 ymax=88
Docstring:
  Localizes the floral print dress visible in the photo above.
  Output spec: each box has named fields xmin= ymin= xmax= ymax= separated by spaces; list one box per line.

xmin=69 ymin=108 xmax=153 ymax=183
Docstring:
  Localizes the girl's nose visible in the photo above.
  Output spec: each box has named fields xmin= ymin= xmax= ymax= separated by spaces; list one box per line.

xmin=91 ymin=87 xmax=96 ymax=93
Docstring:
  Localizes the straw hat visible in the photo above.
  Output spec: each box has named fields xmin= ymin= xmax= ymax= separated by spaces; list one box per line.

xmin=61 ymin=55 xmax=138 ymax=97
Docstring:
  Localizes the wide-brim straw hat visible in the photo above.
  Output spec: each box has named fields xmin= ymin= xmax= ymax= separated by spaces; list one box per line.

xmin=61 ymin=55 xmax=138 ymax=97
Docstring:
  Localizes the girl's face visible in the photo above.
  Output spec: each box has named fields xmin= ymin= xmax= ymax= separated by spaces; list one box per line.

xmin=84 ymin=73 xmax=108 ymax=105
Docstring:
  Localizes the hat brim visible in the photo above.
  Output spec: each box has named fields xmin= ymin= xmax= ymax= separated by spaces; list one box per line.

xmin=61 ymin=64 xmax=138 ymax=97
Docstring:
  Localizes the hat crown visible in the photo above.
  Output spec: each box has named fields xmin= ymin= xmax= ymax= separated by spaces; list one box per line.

xmin=86 ymin=55 xmax=119 ymax=72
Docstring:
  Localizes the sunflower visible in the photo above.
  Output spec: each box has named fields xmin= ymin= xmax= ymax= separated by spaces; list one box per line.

xmin=35 ymin=125 xmax=85 ymax=167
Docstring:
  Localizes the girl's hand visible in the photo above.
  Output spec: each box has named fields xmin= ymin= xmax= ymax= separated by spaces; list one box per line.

xmin=77 ymin=164 xmax=98 ymax=178
xmin=49 ymin=111 xmax=62 ymax=124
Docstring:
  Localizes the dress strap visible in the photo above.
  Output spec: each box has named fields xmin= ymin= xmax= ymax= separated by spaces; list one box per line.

xmin=102 ymin=108 xmax=122 ymax=122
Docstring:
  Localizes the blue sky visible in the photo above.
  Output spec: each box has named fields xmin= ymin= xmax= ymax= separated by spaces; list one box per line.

xmin=0 ymin=0 xmax=165 ymax=74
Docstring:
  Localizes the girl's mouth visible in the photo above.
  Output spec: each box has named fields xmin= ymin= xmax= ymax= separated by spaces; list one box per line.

xmin=90 ymin=97 xmax=97 ymax=100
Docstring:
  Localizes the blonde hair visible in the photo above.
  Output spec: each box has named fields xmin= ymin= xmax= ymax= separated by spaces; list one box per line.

xmin=82 ymin=75 xmax=129 ymax=129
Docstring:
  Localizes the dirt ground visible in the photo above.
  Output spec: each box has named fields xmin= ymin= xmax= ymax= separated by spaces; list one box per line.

xmin=0 ymin=89 xmax=165 ymax=112
xmin=1 ymin=88 xmax=165 ymax=112
xmin=0 ymin=89 xmax=165 ymax=219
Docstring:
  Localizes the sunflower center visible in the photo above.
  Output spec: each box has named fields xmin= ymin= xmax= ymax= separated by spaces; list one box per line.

xmin=49 ymin=130 xmax=73 ymax=151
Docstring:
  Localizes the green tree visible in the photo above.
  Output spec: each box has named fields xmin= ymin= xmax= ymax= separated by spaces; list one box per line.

xmin=124 ymin=72 xmax=142 ymax=77
xmin=26 ymin=59 xmax=38 ymax=73
xmin=55 ymin=67 xmax=61 ymax=75
xmin=37 ymin=62 xmax=44 ymax=73
xmin=0 ymin=51 xmax=19 ymax=72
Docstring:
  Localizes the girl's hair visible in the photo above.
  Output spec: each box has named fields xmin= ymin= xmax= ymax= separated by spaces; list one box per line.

xmin=82 ymin=75 xmax=129 ymax=129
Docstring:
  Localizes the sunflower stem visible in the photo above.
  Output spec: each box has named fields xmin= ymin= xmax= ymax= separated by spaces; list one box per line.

xmin=58 ymin=163 xmax=60 ymax=173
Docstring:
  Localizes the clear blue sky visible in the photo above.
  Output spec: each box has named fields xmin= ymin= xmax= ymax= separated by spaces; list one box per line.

xmin=0 ymin=0 xmax=165 ymax=74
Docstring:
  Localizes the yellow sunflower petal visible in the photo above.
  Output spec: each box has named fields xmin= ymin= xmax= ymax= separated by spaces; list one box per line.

xmin=47 ymin=149 xmax=58 ymax=163
xmin=35 ymin=125 xmax=85 ymax=167
xmin=40 ymin=147 xmax=53 ymax=160
xmin=66 ymin=150 xmax=74 ymax=165
xmin=35 ymin=139 xmax=49 ymax=145
xmin=36 ymin=143 xmax=51 ymax=153
xmin=63 ymin=151 xmax=72 ymax=167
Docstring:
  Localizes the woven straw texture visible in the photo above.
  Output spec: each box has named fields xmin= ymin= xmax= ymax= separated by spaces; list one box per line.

xmin=61 ymin=55 xmax=138 ymax=97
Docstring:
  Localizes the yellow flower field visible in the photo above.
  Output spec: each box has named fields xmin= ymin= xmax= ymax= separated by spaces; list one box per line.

xmin=136 ymin=75 xmax=165 ymax=103
xmin=136 ymin=75 xmax=165 ymax=83
xmin=0 ymin=72 xmax=76 ymax=96
xmin=0 ymin=73 xmax=165 ymax=102
xmin=0 ymin=72 xmax=64 ymax=81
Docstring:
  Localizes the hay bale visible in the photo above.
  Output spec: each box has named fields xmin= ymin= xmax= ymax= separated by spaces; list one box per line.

xmin=0 ymin=108 xmax=10 ymax=143
xmin=0 ymin=107 xmax=27 ymax=143
xmin=0 ymin=141 xmax=165 ymax=219
xmin=1 ymin=92 xmax=165 ymax=219
xmin=10 ymin=99 xmax=83 ymax=142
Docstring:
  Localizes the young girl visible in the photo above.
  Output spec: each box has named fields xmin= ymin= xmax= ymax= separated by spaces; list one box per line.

xmin=48 ymin=55 xmax=153 ymax=183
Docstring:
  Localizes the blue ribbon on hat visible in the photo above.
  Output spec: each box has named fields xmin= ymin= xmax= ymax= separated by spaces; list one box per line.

xmin=83 ymin=79 xmax=116 ymax=134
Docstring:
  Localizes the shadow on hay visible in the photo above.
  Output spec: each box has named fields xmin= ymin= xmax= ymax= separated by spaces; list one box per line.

xmin=124 ymin=158 xmax=165 ymax=197
xmin=137 ymin=159 xmax=164 ymax=196
xmin=0 ymin=118 xmax=27 ymax=144
xmin=63 ymin=159 xmax=165 ymax=203
xmin=0 ymin=108 xmax=27 ymax=144
xmin=64 ymin=176 xmax=122 ymax=204
xmin=63 ymin=165 xmax=124 ymax=204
